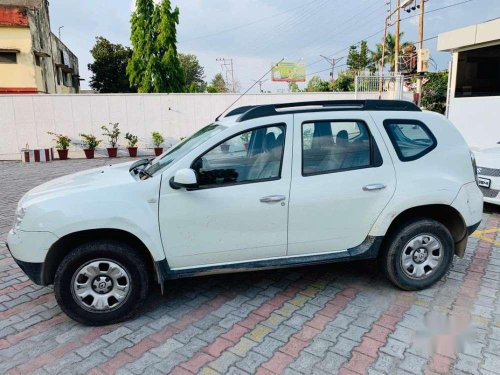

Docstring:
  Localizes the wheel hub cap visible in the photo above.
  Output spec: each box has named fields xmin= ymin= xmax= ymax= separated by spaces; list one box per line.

xmin=71 ymin=259 xmax=131 ymax=312
xmin=401 ymin=235 xmax=443 ymax=279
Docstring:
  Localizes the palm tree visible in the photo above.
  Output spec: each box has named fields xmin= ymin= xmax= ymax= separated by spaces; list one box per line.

xmin=371 ymin=32 xmax=414 ymax=72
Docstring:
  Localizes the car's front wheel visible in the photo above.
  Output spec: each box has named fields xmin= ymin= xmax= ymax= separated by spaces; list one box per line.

xmin=54 ymin=240 xmax=150 ymax=326
xmin=380 ymin=218 xmax=454 ymax=290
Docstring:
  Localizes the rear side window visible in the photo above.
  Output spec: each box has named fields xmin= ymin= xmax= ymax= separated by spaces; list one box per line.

xmin=384 ymin=119 xmax=437 ymax=161
xmin=302 ymin=120 xmax=381 ymax=176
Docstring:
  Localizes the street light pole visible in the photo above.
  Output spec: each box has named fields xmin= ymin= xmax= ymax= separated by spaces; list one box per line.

xmin=394 ymin=0 xmax=401 ymax=75
xmin=416 ymin=0 xmax=425 ymax=106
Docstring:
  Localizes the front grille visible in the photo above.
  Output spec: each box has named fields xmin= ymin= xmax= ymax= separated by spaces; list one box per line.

xmin=480 ymin=186 xmax=500 ymax=198
xmin=477 ymin=166 xmax=500 ymax=177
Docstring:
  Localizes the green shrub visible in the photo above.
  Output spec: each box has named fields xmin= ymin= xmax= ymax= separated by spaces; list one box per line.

xmin=101 ymin=122 xmax=120 ymax=147
xmin=125 ymin=132 xmax=139 ymax=147
xmin=151 ymin=131 xmax=165 ymax=147
xmin=47 ymin=132 xmax=71 ymax=150
xmin=79 ymin=133 xmax=102 ymax=150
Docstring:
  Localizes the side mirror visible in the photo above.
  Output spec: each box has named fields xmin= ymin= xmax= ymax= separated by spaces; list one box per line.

xmin=170 ymin=168 xmax=198 ymax=190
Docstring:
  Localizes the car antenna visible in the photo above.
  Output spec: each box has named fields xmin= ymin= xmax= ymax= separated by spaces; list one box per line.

xmin=215 ymin=57 xmax=285 ymax=121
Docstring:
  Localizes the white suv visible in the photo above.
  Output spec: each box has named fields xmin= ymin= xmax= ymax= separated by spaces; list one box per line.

xmin=7 ymin=100 xmax=483 ymax=325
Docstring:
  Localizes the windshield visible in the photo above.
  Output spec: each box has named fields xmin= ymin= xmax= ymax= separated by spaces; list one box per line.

xmin=144 ymin=123 xmax=225 ymax=176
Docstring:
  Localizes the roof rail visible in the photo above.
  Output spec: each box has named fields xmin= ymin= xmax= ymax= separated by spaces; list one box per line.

xmin=224 ymin=105 xmax=257 ymax=118
xmin=236 ymin=100 xmax=420 ymax=122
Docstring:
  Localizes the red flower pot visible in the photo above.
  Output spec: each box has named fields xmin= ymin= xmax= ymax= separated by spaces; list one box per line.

xmin=57 ymin=149 xmax=69 ymax=160
xmin=84 ymin=149 xmax=95 ymax=159
xmin=107 ymin=147 xmax=118 ymax=158
xmin=154 ymin=147 xmax=163 ymax=156
xmin=128 ymin=147 xmax=138 ymax=157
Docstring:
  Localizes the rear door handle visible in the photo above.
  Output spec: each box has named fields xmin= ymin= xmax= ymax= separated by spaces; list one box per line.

xmin=363 ymin=184 xmax=386 ymax=191
xmin=260 ymin=195 xmax=286 ymax=203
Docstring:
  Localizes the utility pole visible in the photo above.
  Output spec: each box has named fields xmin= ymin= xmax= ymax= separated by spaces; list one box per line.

xmin=320 ymin=55 xmax=344 ymax=90
xmin=252 ymin=79 xmax=268 ymax=93
xmin=416 ymin=0 xmax=425 ymax=106
xmin=378 ymin=16 xmax=389 ymax=99
xmin=394 ymin=0 xmax=401 ymax=75
xmin=216 ymin=58 xmax=236 ymax=93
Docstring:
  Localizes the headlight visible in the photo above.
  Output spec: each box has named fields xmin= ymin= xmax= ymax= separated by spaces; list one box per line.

xmin=13 ymin=205 xmax=26 ymax=232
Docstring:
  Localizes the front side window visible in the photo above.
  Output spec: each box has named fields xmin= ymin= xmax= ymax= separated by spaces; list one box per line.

xmin=192 ymin=124 xmax=286 ymax=188
xmin=145 ymin=123 xmax=226 ymax=176
xmin=302 ymin=120 xmax=374 ymax=175
xmin=384 ymin=119 xmax=436 ymax=161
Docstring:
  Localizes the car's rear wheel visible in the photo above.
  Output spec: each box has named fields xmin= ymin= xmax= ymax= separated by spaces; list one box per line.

xmin=54 ymin=240 xmax=149 ymax=325
xmin=380 ymin=218 xmax=454 ymax=290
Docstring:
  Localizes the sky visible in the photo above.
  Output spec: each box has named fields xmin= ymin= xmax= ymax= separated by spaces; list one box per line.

xmin=49 ymin=0 xmax=500 ymax=93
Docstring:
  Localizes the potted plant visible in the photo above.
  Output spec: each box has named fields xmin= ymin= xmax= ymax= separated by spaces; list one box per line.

xmin=152 ymin=131 xmax=165 ymax=156
xmin=101 ymin=123 xmax=120 ymax=158
xmin=79 ymin=133 xmax=101 ymax=159
xmin=47 ymin=131 xmax=71 ymax=160
xmin=125 ymin=132 xmax=139 ymax=157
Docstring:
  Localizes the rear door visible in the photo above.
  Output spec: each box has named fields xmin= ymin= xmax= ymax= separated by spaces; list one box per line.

xmin=288 ymin=111 xmax=396 ymax=256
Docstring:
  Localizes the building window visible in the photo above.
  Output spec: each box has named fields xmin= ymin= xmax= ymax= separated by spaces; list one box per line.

xmin=455 ymin=44 xmax=500 ymax=97
xmin=0 ymin=52 xmax=17 ymax=64
xmin=35 ymin=55 xmax=41 ymax=66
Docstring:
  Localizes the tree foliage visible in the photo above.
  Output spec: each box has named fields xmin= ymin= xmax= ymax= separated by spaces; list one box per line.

xmin=305 ymin=76 xmax=330 ymax=92
xmin=347 ymin=41 xmax=370 ymax=73
xmin=332 ymin=71 xmax=355 ymax=92
xmin=288 ymin=82 xmax=301 ymax=92
xmin=371 ymin=32 xmax=413 ymax=72
xmin=207 ymin=73 xmax=228 ymax=93
xmin=421 ymin=71 xmax=448 ymax=114
xmin=88 ymin=37 xmax=136 ymax=93
xmin=179 ymin=53 xmax=206 ymax=92
xmin=128 ymin=0 xmax=184 ymax=93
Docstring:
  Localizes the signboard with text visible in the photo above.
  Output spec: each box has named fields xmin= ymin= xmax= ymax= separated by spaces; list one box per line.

xmin=271 ymin=62 xmax=306 ymax=82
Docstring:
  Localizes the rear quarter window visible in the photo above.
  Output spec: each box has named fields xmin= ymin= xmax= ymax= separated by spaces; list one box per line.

xmin=383 ymin=119 xmax=437 ymax=161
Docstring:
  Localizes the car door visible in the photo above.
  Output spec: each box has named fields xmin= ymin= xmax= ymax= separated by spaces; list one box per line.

xmin=288 ymin=111 xmax=396 ymax=256
xmin=159 ymin=116 xmax=292 ymax=269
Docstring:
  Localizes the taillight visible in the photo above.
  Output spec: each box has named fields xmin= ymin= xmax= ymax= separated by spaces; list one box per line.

xmin=470 ymin=151 xmax=478 ymax=185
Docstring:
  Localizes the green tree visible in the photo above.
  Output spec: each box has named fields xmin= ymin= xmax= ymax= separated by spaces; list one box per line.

xmin=371 ymin=32 xmax=413 ymax=72
xmin=179 ymin=53 xmax=206 ymax=92
xmin=421 ymin=71 xmax=448 ymax=114
xmin=347 ymin=40 xmax=369 ymax=74
xmin=306 ymin=76 xmax=330 ymax=92
xmin=88 ymin=37 xmax=136 ymax=93
xmin=207 ymin=73 xmax=228 ymax=93
xmin=288 ymin=82 xmax=301 ymax=92
xmin=331 ymin=71 xmax=355 ymax=92
xmin=127 ymin=0 xmax=184 ymax=92
xmin=153 ymin=0 xmax=184 ymax=92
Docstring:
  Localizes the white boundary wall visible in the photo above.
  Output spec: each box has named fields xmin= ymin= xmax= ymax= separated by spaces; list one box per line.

xmin=447 ymin=96 xmax=500 ymax=149
xmin=0 ymin=92 xmax=410 ymax=160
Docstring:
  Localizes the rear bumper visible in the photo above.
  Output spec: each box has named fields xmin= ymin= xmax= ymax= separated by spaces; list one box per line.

xmin=5 ymin=241 xmax=44 ymax=285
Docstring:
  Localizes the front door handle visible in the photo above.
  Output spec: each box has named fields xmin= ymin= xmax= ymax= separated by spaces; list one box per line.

xmin=260 ymin=195 xmax=286 ymax=203
xmin=363 ymin=184 xmax=386 ymax=191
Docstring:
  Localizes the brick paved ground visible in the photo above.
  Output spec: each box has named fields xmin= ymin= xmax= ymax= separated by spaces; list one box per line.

xmin=0 ymin=158 xmax=499 ymax=375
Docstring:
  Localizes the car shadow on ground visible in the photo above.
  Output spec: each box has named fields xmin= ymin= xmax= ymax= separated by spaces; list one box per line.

xmin=140 ymin=259 xmax=390 ymax=316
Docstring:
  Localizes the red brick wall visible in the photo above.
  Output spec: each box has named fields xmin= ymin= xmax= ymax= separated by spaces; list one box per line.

xmin=0 ymin=6 xmax=29 ymax=27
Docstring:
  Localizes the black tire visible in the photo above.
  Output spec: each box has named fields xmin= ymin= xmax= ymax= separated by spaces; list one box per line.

xmin=54 ymin=240 xmax=150 ymax=326
xmin=379 ymin=218 xmax=454 ymax=291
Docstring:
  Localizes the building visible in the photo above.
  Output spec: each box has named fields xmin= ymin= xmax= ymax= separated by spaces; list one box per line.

xmin=0 ymin=0 xmax=80 ymax=94
xmin=438 ymin=18 xmax=500 ymax=148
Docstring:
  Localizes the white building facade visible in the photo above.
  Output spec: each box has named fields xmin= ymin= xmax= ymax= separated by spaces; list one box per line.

xmin=438 ymin=18 xmax=500 ymax=149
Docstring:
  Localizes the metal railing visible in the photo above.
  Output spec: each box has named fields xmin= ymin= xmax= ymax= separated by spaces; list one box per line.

xmin=354 ymin=74 xmax=404 ymax=100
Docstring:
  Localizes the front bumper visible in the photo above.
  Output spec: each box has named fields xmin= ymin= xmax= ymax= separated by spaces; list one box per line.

xmin=5 ymin=241 xmax=44 ymax=284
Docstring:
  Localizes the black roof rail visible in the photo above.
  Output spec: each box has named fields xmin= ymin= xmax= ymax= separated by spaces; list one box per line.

xmin=236 ymin=100 xmax=420 ymax=122
xmin=224 ymin=105 xmax=257 ymax=118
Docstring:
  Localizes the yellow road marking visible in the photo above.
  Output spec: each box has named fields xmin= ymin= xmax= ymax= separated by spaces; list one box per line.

xmin=471 ymin=228 xmax=500 ymax=247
